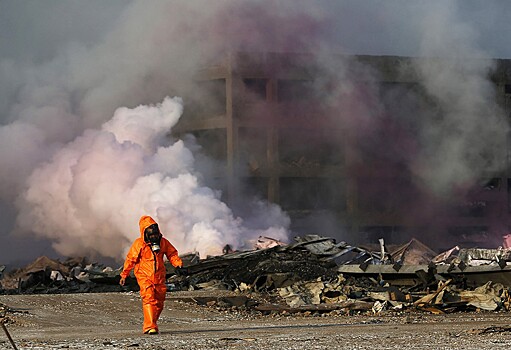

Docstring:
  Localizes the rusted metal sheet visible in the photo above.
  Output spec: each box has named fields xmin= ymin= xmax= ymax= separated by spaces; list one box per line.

xmin=390 ymin=238 xmax=437 ymax=265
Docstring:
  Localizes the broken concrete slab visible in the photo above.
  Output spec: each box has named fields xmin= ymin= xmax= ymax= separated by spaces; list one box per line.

xmin=337 ymin=261 xmax=511 ymax=288
xmin=254 ymin=300 xmax=374 ymax=314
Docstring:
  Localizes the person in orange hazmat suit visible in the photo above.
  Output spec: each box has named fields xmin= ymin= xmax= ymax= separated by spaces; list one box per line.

xmin=119 ymin=215 xmax=183 ymax=335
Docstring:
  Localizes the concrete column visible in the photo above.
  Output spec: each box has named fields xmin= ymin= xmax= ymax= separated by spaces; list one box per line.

xmin=267 ymin=78 xmax=279 ymax=204
xmin=225 ymin=53 xmax=236 ymax=205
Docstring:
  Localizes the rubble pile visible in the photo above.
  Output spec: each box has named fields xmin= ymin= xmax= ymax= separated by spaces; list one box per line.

xmin=263 ymin=274 xmax=511 ymax=315
xmin=0 ymin=256 xmax=122 ymax=294
xmin=172 ymin=235 xmax=340 ymax=292
xmin=3 ymin=234 xmax=511 ymax=315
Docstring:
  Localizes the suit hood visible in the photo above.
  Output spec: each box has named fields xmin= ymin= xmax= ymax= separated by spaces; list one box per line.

xmin=139 ymin=215 xmax=157 ymax=238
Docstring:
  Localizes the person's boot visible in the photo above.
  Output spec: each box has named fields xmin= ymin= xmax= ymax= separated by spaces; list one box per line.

xmin=142 ymin=304 xmax=158 ymax=334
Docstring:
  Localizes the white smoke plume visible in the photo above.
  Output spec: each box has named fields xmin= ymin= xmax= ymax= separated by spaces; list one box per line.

xmin=16 ymin=97 xmax=289 ymax=259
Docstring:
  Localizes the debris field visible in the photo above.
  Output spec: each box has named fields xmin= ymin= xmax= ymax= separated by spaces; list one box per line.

xmin=3 ymin=234 xmax=511 ymax=349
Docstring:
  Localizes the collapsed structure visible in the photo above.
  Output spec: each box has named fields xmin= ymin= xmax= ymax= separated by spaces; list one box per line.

xmin=174 ymin=52 xmax=511 ymax=250
xmin=2 ymin=235 xmax=511 ymax=315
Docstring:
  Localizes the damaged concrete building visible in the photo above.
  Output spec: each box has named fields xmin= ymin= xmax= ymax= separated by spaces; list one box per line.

xmin=173 ymin=52 xmax=511 ymax=250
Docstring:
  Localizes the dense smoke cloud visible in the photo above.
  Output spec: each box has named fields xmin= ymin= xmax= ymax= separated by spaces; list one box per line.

xmin=1 ymin=0 xmax=511 ymax=264
xmin=1 ymin=0 xmax=299 ymax=263
xmin=15 ymin=97 xmax=288 ymax=258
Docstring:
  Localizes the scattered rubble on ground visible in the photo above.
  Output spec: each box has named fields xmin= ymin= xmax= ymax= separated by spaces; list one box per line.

xmin=3 ymin=234 xmax=511 ymax=316
xmin=0 ymin=256 xmax=122 ymax=294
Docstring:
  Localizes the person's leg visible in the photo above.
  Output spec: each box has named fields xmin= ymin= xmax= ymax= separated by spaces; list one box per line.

xmin=154 ymin=283 xmax=167 ymax=321
xmin=139 ymin=282 xmax=159 ymax=334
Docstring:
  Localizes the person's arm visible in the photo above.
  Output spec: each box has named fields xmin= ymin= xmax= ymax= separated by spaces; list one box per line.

xmin=163 ymin=238 xmax=183 ymax=268
xmin=119 ymin=240 xmax=141 ymax=285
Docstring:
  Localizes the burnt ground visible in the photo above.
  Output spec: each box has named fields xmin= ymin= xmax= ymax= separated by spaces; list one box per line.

xmin=1 ymin=292 xmax=511 ymax=349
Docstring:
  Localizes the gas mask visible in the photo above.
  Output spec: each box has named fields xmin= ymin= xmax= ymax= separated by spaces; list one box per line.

xmin=144 ymin=224 xmax=162 ymax=253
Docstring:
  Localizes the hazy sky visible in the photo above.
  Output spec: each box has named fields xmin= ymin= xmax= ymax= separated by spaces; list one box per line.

xmin=2 ymin=1 xmax=511 ymax=63
xmin=2 ymin=0 xmax=511 ymax=266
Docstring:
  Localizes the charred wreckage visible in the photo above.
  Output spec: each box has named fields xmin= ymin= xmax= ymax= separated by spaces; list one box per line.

xmin=2 ymin=235 xmax=511 ymax=315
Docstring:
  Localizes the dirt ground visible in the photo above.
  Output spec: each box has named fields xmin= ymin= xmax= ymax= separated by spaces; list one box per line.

xmin=2 ymin=291 xmax=511 ymax=350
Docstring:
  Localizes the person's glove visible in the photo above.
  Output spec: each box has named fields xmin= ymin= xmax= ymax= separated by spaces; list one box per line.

xmin=174 ymin=266 xmax=188 ymax=276
xmin=119 ymin=276 xmax=126 ymax=286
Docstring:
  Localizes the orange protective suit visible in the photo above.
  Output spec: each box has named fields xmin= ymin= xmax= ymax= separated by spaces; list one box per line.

xmin=120 ymin=215 xmax=183 ymax=334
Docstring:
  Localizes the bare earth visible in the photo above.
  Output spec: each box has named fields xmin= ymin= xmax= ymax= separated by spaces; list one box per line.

xmin=2 ymin=291 xmax=511 ymax=350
